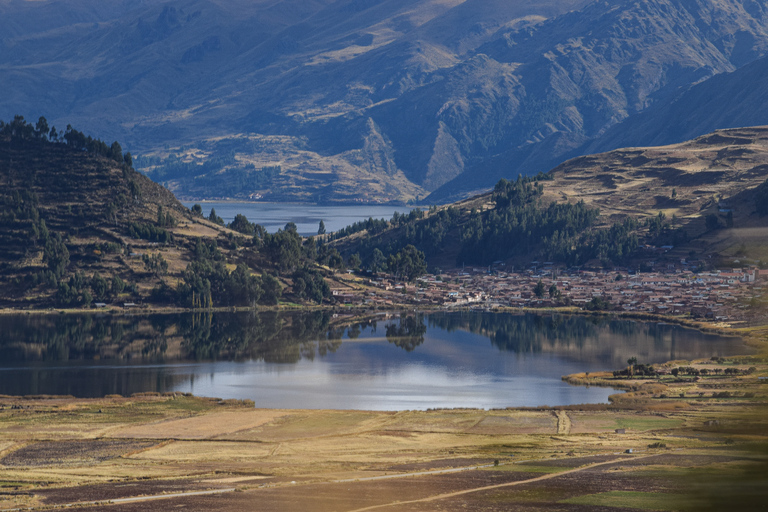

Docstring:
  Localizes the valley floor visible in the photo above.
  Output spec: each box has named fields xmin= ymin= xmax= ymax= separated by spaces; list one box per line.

xmin=0 ymin=350 xmax=766 ymax=511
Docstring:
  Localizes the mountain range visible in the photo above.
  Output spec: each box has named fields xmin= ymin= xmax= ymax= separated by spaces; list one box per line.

xmin=2 ymin=0 xmax=768 ymax=203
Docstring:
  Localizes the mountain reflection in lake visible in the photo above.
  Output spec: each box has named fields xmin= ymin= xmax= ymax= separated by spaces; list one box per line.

xmin=0 ymin=311 xmax=749 ymax=410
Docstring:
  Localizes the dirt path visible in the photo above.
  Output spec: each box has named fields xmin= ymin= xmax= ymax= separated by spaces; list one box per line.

xmin=343 ymin=455 xmax=656 ymax=512
xmin=555 ymin=410 xmax=571 ymax=434
xmin=333 ymin=463 xmax=498 ymax=483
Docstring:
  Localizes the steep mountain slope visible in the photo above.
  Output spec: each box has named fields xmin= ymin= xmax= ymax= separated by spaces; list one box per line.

xmin=2 ymin=0 xmax=768 ymax=203
xmin=580 ymin=53 xmax=768 ymax=155
xmin=0 ymin=120 xmax=204 ymax=307
xmin=425 ymin=0 xmax=768 ymax=201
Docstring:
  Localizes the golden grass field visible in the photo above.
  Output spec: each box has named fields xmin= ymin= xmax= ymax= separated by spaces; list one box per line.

xmin=1 ymin=346 xmax=767 ymax=511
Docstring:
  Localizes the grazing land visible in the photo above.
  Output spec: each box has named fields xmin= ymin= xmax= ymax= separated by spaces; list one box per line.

xmin=0 ymin=350 xmax=766 ymax=511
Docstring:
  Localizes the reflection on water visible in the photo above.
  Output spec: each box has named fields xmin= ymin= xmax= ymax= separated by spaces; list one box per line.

xmin=0 ymin=312 xmax=749 ymax=409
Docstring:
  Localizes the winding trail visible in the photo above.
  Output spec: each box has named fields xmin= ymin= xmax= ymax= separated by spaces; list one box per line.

xmin=556 ymin=410 xmax=572 ymax=434
xmin=333 ymin=463 xmax=498 ymax=483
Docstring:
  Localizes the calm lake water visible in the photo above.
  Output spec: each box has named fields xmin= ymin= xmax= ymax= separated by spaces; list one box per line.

xmin=0 ymin=312 xmax=749 ymax=410
xmin=182 ymin=202 xmax=413 ymax=236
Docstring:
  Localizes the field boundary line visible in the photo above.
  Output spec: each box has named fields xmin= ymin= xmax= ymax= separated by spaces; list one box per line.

xmin=333 ymin=463 xmax=497 ymax=483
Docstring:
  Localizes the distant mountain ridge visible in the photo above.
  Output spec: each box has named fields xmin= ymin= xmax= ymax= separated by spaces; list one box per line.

xmin=2 ymin=0 xmax=768 ymax=203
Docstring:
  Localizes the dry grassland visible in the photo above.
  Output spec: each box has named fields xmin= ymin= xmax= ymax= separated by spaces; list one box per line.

xmin=0 ymin=352 xmax=766 ymax=511
xmin=112 ymin=409 xmax=288 ymax=440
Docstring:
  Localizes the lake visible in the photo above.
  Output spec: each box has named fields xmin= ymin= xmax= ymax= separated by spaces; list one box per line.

xmin=0 ymin=312 xmax=749 ymax=410
xmin=181 ymin=202 xmax=414 ymax=236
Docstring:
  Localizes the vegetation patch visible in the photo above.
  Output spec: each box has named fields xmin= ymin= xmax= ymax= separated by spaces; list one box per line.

xmin=561 ymin=490 xmax=685 ymax=510
xmin=0 ymin=439 xmax=156 ymax=467
xmin=614 ymin=417 xmax=684 ymax=431
xmin=486 ymin=464 xmax=567 ymax=474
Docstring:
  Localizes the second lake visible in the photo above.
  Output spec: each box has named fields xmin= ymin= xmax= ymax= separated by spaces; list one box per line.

xmin=181 ymin=202 xmax=414 ymax=236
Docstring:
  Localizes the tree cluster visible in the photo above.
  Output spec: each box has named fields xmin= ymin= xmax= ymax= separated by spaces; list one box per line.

xmin=56 ymin=271 xmax=135 ymax=307
xmin=156 ymin=205 xmax=177 ymax=228
xmin=387 ymin=245 xmax=427 ymax=281
xmin=338 ymin=175 xmax=697 ymax=270
xmin=176 ymin=239 xmax=281 ymax=308
xmin=128 ymin=222 xmax=172 ymax=243
xmin=458 ymin=178 xmax=600 ymax=265
xmin=1 ymin=115 xmax=133 ymax=167
xmin=292 ymin=268 xmax=331 ymax=304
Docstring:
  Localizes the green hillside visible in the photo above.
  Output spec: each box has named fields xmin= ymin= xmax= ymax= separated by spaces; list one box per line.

xmin=333 ymin=127 xmax=768 ymax=270
xmin=0 ymin=117 xmax=336 ymax=309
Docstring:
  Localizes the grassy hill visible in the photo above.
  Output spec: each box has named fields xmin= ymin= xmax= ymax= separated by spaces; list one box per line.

xmin=0 ymin=119 xmax=221 ymax=308
xmin=0 ymin=117 xmax=323 ymax=310
xmin=333 ymin=126 xmax=768 ymax=270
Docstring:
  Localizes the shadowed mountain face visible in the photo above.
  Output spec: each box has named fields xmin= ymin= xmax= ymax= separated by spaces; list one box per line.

xmin=2 ymin=0 xmax=768 ymax=203
xmin=579 ymin=54 xmax=768 ymax=156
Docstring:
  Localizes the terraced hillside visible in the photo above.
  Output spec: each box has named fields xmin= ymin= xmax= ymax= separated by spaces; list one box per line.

xmin=546 ymin=127 xmax=768 ymax=224
xmin=0 ymin=126 xmax=222 ymax=308
xmin=0 ymin=119 xmax=377 ymax=310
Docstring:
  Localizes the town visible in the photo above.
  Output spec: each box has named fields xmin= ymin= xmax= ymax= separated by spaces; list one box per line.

xmin=330 ymin=262 xmax=768 ymax=325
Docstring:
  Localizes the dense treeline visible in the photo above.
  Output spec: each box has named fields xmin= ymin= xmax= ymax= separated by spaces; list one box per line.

xmin=56 ymin=271 xmax=136 ymax=307
xmin=330 ymin=209 xmax=425 ymax=241
xmin=339 ymin=175 xmax=652 ymax=268
xmin=337 ymin=206 xmax=455 ymax=270
xmin=175 ymin=239 xmax=281 ymax=308
xmin=458 ymin=178 xmax=599 ymax=265
xmin=128 ymin=222 xmax=172 ymax=243
xmin=0 ymin=115 xmax=133 ymax=167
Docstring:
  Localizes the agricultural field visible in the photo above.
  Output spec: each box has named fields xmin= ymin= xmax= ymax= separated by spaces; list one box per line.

xmin=0 ymin=353 xmax=766 ymax=511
